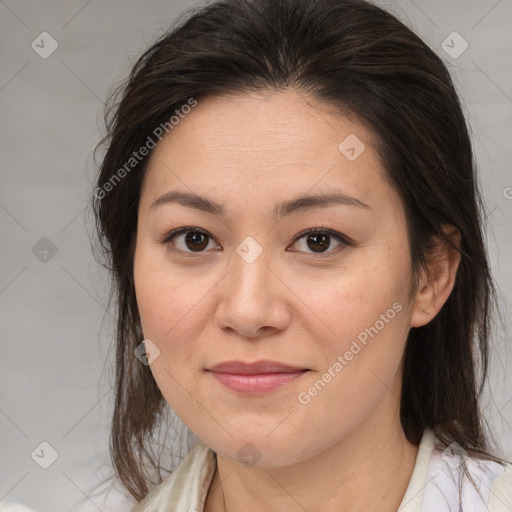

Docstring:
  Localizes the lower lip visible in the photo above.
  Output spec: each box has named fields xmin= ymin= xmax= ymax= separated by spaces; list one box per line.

xmin=208 ymin=371 xmax=308 ymax=394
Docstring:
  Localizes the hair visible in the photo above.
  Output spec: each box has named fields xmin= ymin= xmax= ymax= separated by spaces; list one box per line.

xmin=92 ymin=0 xmax=504 ymax=503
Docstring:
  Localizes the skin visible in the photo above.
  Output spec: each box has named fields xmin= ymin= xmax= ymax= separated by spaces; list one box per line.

xmin=133 ymin=89 xmax=461 ymax=512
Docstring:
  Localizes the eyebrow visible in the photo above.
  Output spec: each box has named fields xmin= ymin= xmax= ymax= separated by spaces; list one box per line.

xmin=150 ymin=190 xmax=371 ymax=218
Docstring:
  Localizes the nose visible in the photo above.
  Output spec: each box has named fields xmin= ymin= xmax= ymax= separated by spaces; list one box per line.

xmin=214 ymin=243 xmax=291 ymax=339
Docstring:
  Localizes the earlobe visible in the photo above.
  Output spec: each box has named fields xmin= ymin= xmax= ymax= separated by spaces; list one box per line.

xmin=410 ymin=225 xmax=461 ymax=328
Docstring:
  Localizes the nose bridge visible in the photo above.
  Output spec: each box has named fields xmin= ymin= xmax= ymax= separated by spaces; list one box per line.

xmin=230 ymin=234 xmax=273 ymax=300
xmin=215 ymin=233 xmax=289 ymax=337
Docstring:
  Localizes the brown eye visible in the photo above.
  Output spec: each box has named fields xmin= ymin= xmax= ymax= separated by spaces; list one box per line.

xmin=290 ymin=228 xmax=352 ymax=255
xmin=306 ymin=232 xmax=331 ymax=253
xmin=182 ymin=231 xmax=210 ymax=251
xmin=161 ymin=227 xmax=218 ymax=253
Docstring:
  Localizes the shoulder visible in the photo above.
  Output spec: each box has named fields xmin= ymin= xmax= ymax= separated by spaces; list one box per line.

xmin=0 ymin=504 xmax=40 ymax=512
xmin=424 ymin=436 xmax=512 ymax=512
xmin=487 ymin=461 xmax=512 ymax=511
xmin=131 ymin=441 xmax=216 ymax=512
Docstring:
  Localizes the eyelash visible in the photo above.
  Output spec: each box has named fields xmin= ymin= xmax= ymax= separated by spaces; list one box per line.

xmin=158 ymin=226 xmax=354 ymax=258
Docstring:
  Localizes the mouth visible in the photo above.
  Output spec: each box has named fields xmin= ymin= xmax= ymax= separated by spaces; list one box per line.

xmin=205 ymin=360 xmax=310 ymax=394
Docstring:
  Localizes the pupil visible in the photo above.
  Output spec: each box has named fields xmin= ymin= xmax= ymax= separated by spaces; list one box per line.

xmin=186 ymin=231 xmax=208 ymax=251
xmin=307 ymin=233 xmax=329 ymax=253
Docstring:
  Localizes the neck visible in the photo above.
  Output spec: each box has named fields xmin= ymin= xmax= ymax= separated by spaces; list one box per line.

xmin=205 ymin=410 xmax=419 ymax=512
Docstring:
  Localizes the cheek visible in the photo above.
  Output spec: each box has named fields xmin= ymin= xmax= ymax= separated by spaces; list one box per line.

xmin=295 ymin=277 xmax=409 ymax=438
xmin=133 ymin=245 xmax=210 ymax=420
xmin=299 ymin=246 xmax=412 ymax=388
xmin=134 ymin=242 xmax=207 ymax=341
xmin=133 ymin=245 xmax=171 ymax=339
xmin=302 ymin=255 xmax=409 ymax=335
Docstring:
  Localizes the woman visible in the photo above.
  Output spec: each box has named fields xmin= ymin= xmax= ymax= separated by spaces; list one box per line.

xmin=92 ymin=0 xmax=512 ymax=510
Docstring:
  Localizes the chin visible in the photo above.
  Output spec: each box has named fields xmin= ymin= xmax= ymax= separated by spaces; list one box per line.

xmin=202 ymin=429 xmax=320 ymax=469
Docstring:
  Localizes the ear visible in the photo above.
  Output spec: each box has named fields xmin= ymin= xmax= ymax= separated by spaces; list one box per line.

xmin=410 ymin=224 xmax=461 ymax=328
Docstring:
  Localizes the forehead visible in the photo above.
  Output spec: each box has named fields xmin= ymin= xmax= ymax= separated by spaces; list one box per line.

xmin=140 ymin=90 xmax=398 ymax=216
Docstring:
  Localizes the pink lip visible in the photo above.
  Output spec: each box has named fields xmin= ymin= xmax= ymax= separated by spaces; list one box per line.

xmin=206 ymin=360 xmax=309 ymax=394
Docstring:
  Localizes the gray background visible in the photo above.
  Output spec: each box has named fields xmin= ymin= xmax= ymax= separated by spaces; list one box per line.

xmin=1 ymin=1 xmax=511 ymax=511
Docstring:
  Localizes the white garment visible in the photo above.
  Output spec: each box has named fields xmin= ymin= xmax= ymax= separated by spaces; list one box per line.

xmin=131 ymin=428 xmax=512 ymax=512
xmin=0 ymin=505 xmax=39 ymax=512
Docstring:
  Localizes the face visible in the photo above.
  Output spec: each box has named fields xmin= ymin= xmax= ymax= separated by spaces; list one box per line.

xmin=134 ymin=89 xmax=419 ymax=468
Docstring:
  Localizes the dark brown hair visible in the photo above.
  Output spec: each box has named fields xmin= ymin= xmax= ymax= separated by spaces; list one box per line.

xmin=92 ymin=0 xmax=503 ymax=502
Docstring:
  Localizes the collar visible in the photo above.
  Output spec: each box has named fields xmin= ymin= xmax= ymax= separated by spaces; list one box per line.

xmin=132 ymin=428 xmax=438 ymax=512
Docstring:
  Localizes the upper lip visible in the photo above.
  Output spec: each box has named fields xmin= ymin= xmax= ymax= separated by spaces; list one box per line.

xmin=207 ymin=360 xmax=309 ymax=374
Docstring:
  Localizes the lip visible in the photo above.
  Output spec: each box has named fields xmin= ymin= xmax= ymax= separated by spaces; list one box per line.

xmin=207 ymin=360 xmax=308 ymax=374
xmin=206 ymin=360 xmax=310 ymax=394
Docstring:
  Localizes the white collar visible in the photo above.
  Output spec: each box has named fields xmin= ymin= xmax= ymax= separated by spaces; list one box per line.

xmin=398 ymin=428 xmax=436 ymax=511
xmin=132 ymin=427 xmax=511 ymax=511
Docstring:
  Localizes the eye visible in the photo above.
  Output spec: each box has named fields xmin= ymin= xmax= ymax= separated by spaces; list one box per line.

xmin=159 ymin=226 xmax=353 ymax=256
xmin=289 ymin=228 xmax=353 ymax=256
xmin=160 ymin=227 xmax=219 ymax=254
